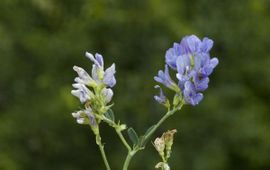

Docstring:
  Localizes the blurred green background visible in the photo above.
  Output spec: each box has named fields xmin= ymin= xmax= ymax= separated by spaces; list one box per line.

xmin=1 ymin=0 xmax=270 ymax=169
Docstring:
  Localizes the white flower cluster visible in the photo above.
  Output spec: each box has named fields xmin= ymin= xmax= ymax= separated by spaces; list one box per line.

xmin=71 ymin=52 xmax=116 ymax=125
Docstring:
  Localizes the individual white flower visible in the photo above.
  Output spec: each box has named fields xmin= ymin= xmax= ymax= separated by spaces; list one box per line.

xmin=86 ymin=52 xmax=116 ymax=87
xmin=71 ymin=108 xmax=96 ymax=126
xmin=71 ymin=83 xmax=92 ymax=103
xmin=71 ymin=110 xmax=87 ymax=124
xmin=73 ymin=66 xmax=95 ymax=86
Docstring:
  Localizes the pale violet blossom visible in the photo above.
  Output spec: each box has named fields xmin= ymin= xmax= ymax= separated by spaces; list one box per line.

xmin=103 ymin=63 xmax=116 ymax=87
xmin=154 ymin=85 xmax=167 ymax=105
xmin=85 ymin=52 xmax=116 ymax=87
xmin=71 ymin=108 xmax=96 ymax=126
xmin=71 ymin=83 xmax=92 ymax=103
xmin=101 ymin=88 xmax=114 ymax=104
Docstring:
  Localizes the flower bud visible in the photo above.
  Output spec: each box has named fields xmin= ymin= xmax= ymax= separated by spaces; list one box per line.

xmin=154 ymin=137 xmax=165 ymax=157
xmin=155 ymin=162 xmax=170 ymax=170
xmin=101 ymin=88 xmax=114 ymax=104
xmin=162 ymin=129 xmax=177 ymax=159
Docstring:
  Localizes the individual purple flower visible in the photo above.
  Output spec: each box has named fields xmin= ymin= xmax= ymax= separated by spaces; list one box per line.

xmin=200 ymin=37 xmax=214 ymax=53
xmin=193 ymin=73 xmax=209 ymax=91
xmin=179 ymin=35 xmax=201 ymax=54
xmin=154 ymin=65 xmax=178 ymax=91
xmin=175 ymin=54 xmax=194 ymax=90
xmin=154 ymin=85 xmax=167 ymax=104
xmin=200 ymin=57 xmax=219 ymax=77
xmin=183 ymin=81 xmax=203 ymax=106
xmin=165 ymin=43 xmax=182 ymax=69
xmin=193 ymin=53 xmax=218 ymax=76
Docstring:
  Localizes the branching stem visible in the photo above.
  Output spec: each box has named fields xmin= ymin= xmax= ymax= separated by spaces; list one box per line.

xmin=122 ymin=103 xmax=184 ymax=170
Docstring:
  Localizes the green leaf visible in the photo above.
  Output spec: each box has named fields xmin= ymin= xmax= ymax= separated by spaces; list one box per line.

xmin=127 ymin=128 xmax=139 ymax=146
xmin=138 ymin=136 xmax=146 ymax=148
xmin=139 ymin=125 xmax=156 ymax=147
xmin=104 ymin=109 xmax=115 ymax=122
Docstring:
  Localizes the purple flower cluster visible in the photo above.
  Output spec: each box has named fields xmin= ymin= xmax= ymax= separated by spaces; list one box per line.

xmin=155 ymin=35 xmax=218 ymax=106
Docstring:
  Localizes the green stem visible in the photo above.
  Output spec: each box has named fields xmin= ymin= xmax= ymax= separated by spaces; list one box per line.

xmin=96 ymin=134 xmax=111 ymax=170
xmin=116 ymin=130 xmax=132 ymax=152
xmin=123 ymin=150 xmax=136 ymax=170
xmin=143 ymin=108 xmax=177 ymax=143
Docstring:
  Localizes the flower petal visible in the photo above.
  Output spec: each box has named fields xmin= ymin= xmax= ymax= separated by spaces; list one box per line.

xmin=95 ymin=53 xmax=104 ymax=68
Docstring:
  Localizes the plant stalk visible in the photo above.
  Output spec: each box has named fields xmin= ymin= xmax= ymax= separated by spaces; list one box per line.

xmin=123 ymin=150 xmax=136 ymax=170
xmin=96 ymin=134 xmax=111 ymax=170
xmin=116 ymin=130 xmax=132 ymax=152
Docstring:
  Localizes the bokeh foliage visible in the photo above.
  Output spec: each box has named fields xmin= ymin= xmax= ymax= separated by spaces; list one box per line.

xmin=1 ymin=0 xmax=270 ymax=169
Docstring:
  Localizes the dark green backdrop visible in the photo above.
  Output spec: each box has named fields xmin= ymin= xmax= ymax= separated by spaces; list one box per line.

xmin=1 ymin=0 xmax=270 ymax=169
